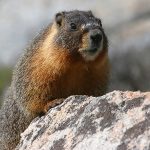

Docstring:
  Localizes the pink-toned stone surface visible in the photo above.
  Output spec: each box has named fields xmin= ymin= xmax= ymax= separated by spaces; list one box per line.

xmin=16 ymin=91 xmax=150 ymax=150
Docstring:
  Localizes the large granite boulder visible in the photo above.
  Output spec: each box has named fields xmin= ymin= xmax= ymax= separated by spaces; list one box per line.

xmin=16 ymin=91 xmax=150 ymax=150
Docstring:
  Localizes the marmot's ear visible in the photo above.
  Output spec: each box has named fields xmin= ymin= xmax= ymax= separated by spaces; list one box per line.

xmin=87 ymin=10 xmax=93 ymax=16
xmin=55 ymin=12 xmax=64 ymax=27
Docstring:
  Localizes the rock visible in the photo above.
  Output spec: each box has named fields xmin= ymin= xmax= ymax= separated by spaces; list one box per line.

xmin=16 ymin=91 xmax=150 ymax=150
xmin=109 ymin=18 xmax=150 ymax=91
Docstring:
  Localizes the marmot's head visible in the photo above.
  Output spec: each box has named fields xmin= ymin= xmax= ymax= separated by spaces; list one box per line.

xmin=45 ymin=10 xmax=108 ymax=62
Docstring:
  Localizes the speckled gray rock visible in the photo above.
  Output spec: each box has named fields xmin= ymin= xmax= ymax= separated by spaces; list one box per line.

xmin=16 ymin=91 xmax=150 ymax=150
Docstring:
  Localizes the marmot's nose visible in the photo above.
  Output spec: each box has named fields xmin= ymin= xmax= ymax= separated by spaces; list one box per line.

xmin=90 ymin=30 xmax=102 ymax=45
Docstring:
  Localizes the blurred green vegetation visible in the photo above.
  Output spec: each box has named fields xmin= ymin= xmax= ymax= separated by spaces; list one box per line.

xmin=0 ymin=67 xmax=12 ymax=107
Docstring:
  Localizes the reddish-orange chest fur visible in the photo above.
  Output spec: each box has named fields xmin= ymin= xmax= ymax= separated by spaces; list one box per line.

xmin=30 ymin=48 xmax=109 ymax=102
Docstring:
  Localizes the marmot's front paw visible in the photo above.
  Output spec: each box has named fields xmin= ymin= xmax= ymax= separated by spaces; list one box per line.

xmin=44 ymin=98 xmax=64 ymax=113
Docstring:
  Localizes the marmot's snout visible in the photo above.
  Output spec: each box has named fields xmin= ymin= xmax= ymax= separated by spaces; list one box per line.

xmin=79 ymin=27 xmax=104 ymax=61
xmin=89 ymin=29 xmax=103 ymax=53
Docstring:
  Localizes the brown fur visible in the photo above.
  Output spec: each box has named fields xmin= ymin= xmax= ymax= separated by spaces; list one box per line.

xmin=25 ymin=23 xmax=109 ymax=116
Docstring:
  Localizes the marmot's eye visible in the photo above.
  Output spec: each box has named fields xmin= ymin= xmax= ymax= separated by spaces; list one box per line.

xmin=70 ymin=23 xmax=77 ymax=30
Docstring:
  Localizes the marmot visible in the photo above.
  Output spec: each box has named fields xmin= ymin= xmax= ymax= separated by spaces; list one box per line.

xmin=0 ymin=10 xmax=109 ymax=150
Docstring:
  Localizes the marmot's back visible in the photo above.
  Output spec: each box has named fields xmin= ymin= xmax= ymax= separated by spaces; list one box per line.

xmin=0 ymin=10 xmax=109 ymax=150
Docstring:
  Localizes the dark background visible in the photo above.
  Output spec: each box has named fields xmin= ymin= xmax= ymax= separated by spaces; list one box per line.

xmin=0 ymin=0 xmax=150 ymax=106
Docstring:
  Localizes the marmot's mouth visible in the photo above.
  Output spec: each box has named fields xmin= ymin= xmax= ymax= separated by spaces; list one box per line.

xmin=85 ymin=48 xmax=98 ymax=53
xmin=79 ymin=48 xmax=99 ymax=55
xmin=78 ymin=46 xmax=102 ymax=61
